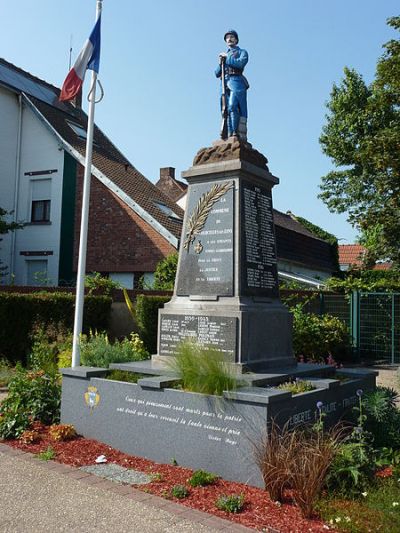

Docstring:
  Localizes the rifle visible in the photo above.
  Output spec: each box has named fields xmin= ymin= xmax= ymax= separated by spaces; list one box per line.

xmin=220 ymin=57 xmax=228 ymax=140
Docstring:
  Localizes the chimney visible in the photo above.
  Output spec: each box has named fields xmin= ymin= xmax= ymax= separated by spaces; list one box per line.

xmin=159 ymin=167 xmax=175 ymax=182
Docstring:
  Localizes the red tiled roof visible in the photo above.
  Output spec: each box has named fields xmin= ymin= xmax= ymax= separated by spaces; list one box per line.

xmin=0 ymin=58 xmax=183 ymax=241
xmin=29 ymin=96 xmax=184 ymax=239
xmin=339 ymin=244 xmax=365 ymax=266
xmin=339 ymin=244 xmax=393 ymax=270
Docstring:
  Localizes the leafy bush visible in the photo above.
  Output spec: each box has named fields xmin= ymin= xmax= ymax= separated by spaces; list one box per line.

xmin=215 ymin=494 xmax=245 ymax=513
xmin=49 ymin=424 xmax=76 ymax=442
xmin=153 ymin=253 xmax=178 ymax=290
xmin=0 ymin=292 xmax=111 ymax=363
xmin=0 ymin=359 xmax=15 ymax=387
xmin=277 ymin=379 xmax=315 ymax=394
xmin=135 ymin=294 xmax=170 ymax=354
xmin=170 ymin=485 xmax=189 ymax=499
xmin=29 ymin=322 xmax=72 ymax=374
xmin=80 ymin=331 xmax=149 ymax=368
xmin=85 ymin=272 xmax=121 ymax=295
xmin=0 ymin=366 xmax=61 ymax=439
xmin=356 ymin=387 xmax=400 ymax=449
xmin=326 ymin=438 xmax=374 ymax=496
xmin=326 ymin=270 xmax=400 ymax=293
xmin=58 ymin=350 xmax=72 ymax=369
xmin=188 ymin=469 xmax=218 ymax=487
xmin=19 ymin=429 xmax=41 ymax=444
xmin=292 ymin=304 xmax=350 ymax=361
xmin=167 ymin=340 xmax=237 ymax=396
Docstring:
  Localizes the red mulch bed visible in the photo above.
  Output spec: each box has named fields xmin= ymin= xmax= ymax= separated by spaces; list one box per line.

xmin=3 ymin=426 xmax=329 ymax=532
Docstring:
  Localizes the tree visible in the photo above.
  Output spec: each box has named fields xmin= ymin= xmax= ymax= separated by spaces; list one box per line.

xmin=0 ymin=207 xmax=23 ymax=278
xmin=153 ymin=253 xmax=178 ymax=290
xmin=319 ymin=17 xmax=400 ymax=267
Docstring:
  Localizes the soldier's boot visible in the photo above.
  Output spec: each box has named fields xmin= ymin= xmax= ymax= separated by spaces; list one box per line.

xmin=237 ymin=117 xmax=247 ymax=142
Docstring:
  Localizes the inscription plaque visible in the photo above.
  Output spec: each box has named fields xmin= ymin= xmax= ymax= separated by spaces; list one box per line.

xmin=176 ymin=180 xmax=234 ymax=296
xmin=159 ymin=314 xmax=237 ymax=360
xmin=241 ymin=181 xmax=279 ymax=297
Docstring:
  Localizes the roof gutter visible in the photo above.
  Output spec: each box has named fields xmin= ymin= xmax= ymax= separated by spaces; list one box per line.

xmin=23 ymin=94 xmax=179 ymax=248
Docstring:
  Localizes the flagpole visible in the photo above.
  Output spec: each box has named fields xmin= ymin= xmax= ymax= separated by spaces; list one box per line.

xmin=71 ymin=0 xmax=103 ymax=367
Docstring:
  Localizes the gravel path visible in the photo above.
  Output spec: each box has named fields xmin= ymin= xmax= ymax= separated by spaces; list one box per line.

xmin=375 ymin=366 xmax=400 ymax=393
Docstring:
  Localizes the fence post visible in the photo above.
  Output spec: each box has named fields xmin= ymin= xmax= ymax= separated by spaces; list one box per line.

xmin=391 ymin=293 xmax=395 ymax=365
xmin=350 ymin=290 xmax=360 ymax=359
xmin=319 ymin=292 xmax=325 ymax=315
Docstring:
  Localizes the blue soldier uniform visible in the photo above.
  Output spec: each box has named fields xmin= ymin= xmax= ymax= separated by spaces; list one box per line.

xmin=215 ymin=31 xmax=249 ymax=140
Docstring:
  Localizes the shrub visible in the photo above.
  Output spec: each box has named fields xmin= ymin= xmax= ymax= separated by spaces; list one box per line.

xmin=29 ymin=322 xmax=72 ymax=374
xmin=167 ymin=340 xmax=237 ymax=396
xmin=135 ymin=294 xmax=170 ymax=354
xmin=19 ymin=429 xmax=41 ymax=444
xmin=188 ymin=469 xmax=218 ymax=487
xmin=0 ymin=292 xmax=111 ymax=363
xmin=49 ymin=424 xmax=76 ymax=442
xmin=0 ymin=359 xmax=15 ymax=387
xmin=292 ymin=304 xmax=350 ymax=361
xmin=325 ymin=270 xmax=400 ymax=293
xmin=170 ymin=485 xmax=189 ymax=499
xmin=326 ymin=438 xmax=374 ymax=496
xmin=360 ymin=387 xmax=400 ymax=449
xmin=58 ymin=350 xmax=72 ymax=369
xmin=85 ymin=272 xmax=121 ymax=295
xmin=215 ymin=494 xmax=245 ymax=513
xmin=0 ymin=366 xmax=61 ymax=439
xmin=153 ymin=253 xmax=178 ymax=290
xmin=277 ymin=379 xmax=315 ymax=394
xmin=80 ymin=331 xmax=149 ymax=368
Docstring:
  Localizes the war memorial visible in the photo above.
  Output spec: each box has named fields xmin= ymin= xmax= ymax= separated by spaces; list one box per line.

xmin=61 ymin=31 xmax=376 ymax=487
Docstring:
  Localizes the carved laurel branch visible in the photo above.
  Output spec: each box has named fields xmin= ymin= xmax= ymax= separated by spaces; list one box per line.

xmin=183 ymin=181 xmax=233 ymax=251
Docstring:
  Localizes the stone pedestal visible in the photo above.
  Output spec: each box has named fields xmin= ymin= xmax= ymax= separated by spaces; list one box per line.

xmin=157 ymin=140 xmax=296 ymax=371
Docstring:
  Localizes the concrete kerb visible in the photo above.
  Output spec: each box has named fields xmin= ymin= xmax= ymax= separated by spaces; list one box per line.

xmin=0 ymin=441 xmax=255 ymax=533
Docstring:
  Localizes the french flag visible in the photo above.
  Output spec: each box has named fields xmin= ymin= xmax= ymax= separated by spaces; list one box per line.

xmin=59 ymin=15 xmax=101 ymax=102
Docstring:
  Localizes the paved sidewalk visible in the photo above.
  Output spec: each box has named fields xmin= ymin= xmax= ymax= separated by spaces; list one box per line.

xmin=0 ymin=445 xmax=255 ymax=533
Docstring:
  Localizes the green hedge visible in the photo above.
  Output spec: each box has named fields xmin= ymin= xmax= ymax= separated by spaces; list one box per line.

xmin=0 ymin=292 xmax=112 ymax=364
xmin=135 ymin=294 xmax=170 ymax=354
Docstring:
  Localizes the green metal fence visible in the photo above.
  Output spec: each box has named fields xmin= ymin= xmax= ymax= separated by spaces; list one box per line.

xmin=353 ymin=292 xmax=400 ymax=364
xmin=283 ymin=291 xmax=400 ymax=364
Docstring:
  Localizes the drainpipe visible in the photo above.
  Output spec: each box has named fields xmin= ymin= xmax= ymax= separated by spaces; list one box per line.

xmin=10 ymin=93 xmax=23 ymax=280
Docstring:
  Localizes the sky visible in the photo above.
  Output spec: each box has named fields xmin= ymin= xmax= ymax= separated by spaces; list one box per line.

xmin=1 ymin=0 xmax=398 ymax=243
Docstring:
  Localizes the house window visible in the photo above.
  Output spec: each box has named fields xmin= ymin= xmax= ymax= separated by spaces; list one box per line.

xmin=26 ymin=260 xmax=48 ymax=286
xmin=66 ymin=120 xmax=88 ymax=139
xmin=31 ymin=200 xmax=51 ymax=222
xmin=30 ymin=179 xmax=51 ymax=223
xmin=153 ymin=201 xmax=182 ymax=221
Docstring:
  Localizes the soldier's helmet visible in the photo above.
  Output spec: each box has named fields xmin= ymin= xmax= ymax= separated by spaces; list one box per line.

xmin=224 ymin=30 xmax=239 ymax=43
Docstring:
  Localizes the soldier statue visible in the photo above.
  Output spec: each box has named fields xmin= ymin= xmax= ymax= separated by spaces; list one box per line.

xmin=215 ymin=29 xmax=249 ymax=141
